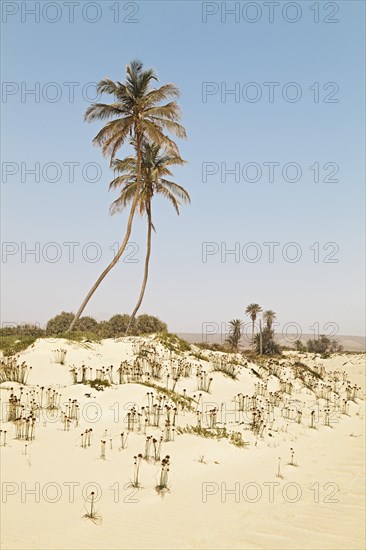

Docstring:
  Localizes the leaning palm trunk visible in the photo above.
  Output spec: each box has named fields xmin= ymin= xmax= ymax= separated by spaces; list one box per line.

xmin=125 ymin=202 xmax=152 ymax=335
xmin=68 ymin=136 xmax=143 ymax=332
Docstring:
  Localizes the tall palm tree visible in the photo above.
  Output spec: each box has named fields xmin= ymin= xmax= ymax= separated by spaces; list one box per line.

xmin=245 ymin=303 xmax=262 ymax=351
xmin=108 ymin=140 xmax=190 ymax=335
xmin=263 ymin=310 xmax=276 ymax=330
xmin=69 ymin=60 xmax=186 ymax=331
xmin=225 ymin=319 xmax=243 ymax=351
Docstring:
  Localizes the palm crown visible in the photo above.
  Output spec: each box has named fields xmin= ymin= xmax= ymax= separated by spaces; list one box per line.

xmin=109 ymin=140 xmax=190 ymax=217
xmin=245 ymin=303 xmax=262 ymax=322
xmin=84 ymin=60 xmax=186 ymax=160
xmin=245 ymin=303 xmax=262 ymax=351
xmin=263 ymin=310 xmax=276 ymax=330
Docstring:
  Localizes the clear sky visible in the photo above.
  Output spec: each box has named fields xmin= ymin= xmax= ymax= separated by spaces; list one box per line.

xmin=1 ymin=0 xmax=365 ymax=338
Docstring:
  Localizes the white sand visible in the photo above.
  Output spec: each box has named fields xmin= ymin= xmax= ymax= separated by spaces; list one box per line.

xmin=0 ymin=337 xmax=365 ymax=550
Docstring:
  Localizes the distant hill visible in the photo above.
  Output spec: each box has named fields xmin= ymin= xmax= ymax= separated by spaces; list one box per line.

xmin=177 ymin=333 xmax=366 ymax=352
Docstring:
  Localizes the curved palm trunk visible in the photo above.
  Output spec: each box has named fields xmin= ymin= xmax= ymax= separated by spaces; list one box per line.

xmin=125 ymin=202 xmax=152 ymax=335
xmin=68 ymin=134 xmax=143 ymax=332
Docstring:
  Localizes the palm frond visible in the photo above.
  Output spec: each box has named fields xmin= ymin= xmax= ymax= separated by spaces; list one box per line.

xmin=143 ymin=84 xmax=180 ymax=106
xmin=148 ymin=117 xmax=187 ymax=139
xmin=159 ymin=179 xmax=191 ymax=203
xmin=145 ymin=102 xmax=182 ymax=121
xmin=96 ymin=79 xmax=121 ymax=96
xmin=141 ymin=120 xmax=179 ymax=154
xmin=110 ymin=182 xmax=140 ymax=214
xmin=154 ymin=185 xmax=181 ymax=215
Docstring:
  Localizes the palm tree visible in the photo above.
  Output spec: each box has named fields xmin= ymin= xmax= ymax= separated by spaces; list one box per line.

xmin=225 ymin=319 xmax=243 ymax=351
xmin=263 ymin=310 xmax=276 ymax=330
xmin=108 ymin=140 xmax=190 ymax=334
xmin=69 ymin=60 xmax=186 ymax=331
xmin=256 ymin=310 xmax=278 ymax=355
xmin=245 ymin=303 xmax=262 ymax=352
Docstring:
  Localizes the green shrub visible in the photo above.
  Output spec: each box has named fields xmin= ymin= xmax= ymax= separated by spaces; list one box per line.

xmin=189 ymin=351 xmax=209 ymax=362
xmin=46 ymin=312 xmax=75 ymax=334
xmin=0 ymin=335 xmax=37 ymax=356
xmin=53 ymin=332 xmax=100 ymax=343
xmin=76 ymin=316 xmax=99 ymax=332
xmin=195 ymin=342 xmax=236 ymax=354
xmin=46 ymin=312 xmax=100 ymax=335
xmin=155 ymin=332 xmax=190 ymax=353
xmin=294 ymin=339 xmax=306 ymax=352
xmin=87 ymin=379 xmax=111 ymax=391
xmin=136 ymin=314 xmax=167 ymax=334
xmin=0 ymin=324 xmax=44 ymax=338
xmin=306 ymin=335 xmax=342 ymax=354
xmin=103 ymin=314 xmax=131 ymax=337
xmin=254 ymin=327 xmax=281 ymax=355
xmin=98 ymin=313 xmax=167 ymax=337
xmin=176 ymin=426 xmax=248 ymax=448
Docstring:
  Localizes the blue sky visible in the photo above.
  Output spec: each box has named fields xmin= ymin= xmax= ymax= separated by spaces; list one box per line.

xmin=1 ymin=0 xmax=365 ymax=337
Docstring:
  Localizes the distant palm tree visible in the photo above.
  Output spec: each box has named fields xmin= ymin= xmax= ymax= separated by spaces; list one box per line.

xmin=109 ymin=140 xmax=190 ymax=334
xmin=226 ymin=319 xmax=243 ymax=351
xmin=263 ymin=310 xmax=276 ymax=330
xmin=245 ymin=303 xmax=262 ymax=351
xmin=69 ymin=60 xmax=186 ymax=331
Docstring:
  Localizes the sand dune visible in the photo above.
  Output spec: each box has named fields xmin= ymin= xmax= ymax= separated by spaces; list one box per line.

xmin=1 ymin=337 xmax=365 ymax=549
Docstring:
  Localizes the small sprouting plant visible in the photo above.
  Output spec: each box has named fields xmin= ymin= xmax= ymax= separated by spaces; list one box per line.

xmin=53 ymin=349 xmax=67 ymax=365
xmin=196 ymin=370 xmax=213 ymax=392
xmin=152 ymin=437 xmax=163 ymax=461
xmin=0 ymin=358 xmax=31 ymax=384
xmin=100 ymin=440 xmax=106 ymax=460
xmin=130 ymin=454 xmax=143 ymax=488
xmin=288 ymin=447 xmax=297 ymax=466
xmin=83 ymin=491 xmax=102 ymax=524
xmin=144 ymin=436 xmax=153 ymax=460
xmin=0 ymin=430 xmax=7 ymax=447
xmin=276 ymin=457 xmax=283 ymax=479
xmin=156 ymin=455 xmax=170 ymax=494
xmin=120 ymin=432 xmax=128 ymax=449
xmin=211 ymin=357 xmax=241 ymax=379
xmin=310 ymin=410 xmax=316 ymax=428
xmin=80 ymin=428 xmax=93 ymax=448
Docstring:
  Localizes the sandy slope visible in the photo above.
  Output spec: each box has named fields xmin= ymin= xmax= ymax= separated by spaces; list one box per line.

xmin=0 ymin=338 xmax=365 ymax=550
